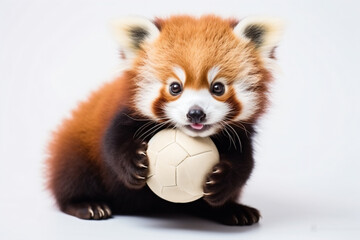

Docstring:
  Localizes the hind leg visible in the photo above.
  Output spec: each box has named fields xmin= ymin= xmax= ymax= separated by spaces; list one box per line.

xmin=48 ymin=152 xmax=113 ymax=220
xmin=62 ymin=202 xmax=112 ymax=220
xmin=185 ymin=200 xmax=260 ymax=226
xmin=54 ymin=170 xmax=113 ymax=220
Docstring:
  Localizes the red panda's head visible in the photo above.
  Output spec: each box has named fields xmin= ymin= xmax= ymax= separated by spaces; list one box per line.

xmin=112 ymin=15 xmax=283 ymax=137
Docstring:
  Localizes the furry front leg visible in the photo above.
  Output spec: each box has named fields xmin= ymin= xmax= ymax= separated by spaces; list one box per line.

xmin=203 ymin=161 xmax=238 ymax=206
xmin=102 ymin=109 xmax=154 ymax=189
xmin=204 ymin=124 xmax=255 ymax=206
xmin=105 ymin=139 xmax=149 ymax=189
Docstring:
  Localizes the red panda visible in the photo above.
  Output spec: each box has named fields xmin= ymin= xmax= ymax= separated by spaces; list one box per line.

xmin=46 ymin=15 xmax=283 ymax=225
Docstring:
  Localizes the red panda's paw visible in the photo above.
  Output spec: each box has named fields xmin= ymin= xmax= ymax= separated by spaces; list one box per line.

xmin=124 ymin=141 xmax=149 ymax=189
xmin=213 ymin=203 xmax=261 ymax=226
xmin=203 ymin=161 xmax=234 ymax=206
xmin=63 ymin=203 xmax=112 ymax=220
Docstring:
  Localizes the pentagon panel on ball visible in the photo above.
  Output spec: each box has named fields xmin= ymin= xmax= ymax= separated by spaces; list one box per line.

xmin=146 ymin=129 xmax=220 ymax=203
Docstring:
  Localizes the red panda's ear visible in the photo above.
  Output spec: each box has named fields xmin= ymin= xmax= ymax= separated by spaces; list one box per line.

xmin=233 ymin=16 xmax=284 ymax=58
xmin=111 ymin=16 xmax=160 ymax=58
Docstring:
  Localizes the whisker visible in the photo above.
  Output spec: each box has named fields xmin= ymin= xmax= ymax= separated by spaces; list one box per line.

xmin=219 ymin=121 xmax=236 ymax=150
xmin=224 ymin=122 xmax=243 ymax=152
xmin=235 ymin=121 xmax=250 ymax=138
xmin=139 ymin=120 xmax=172 ymax=142
xmin=228 ymin=122 xmax=249 ymax=136
xmin=122 ymin=113 xmax=168 ymax=122
xmin=133 ymin=121 xmax=154 ymax=138
xmin=122 ymin=113 xmax=150 ymax=122
xmin=137 ymin=121 xmax=167 ymax=140
xmin=222 ymin=117 xmax=251 ymax=137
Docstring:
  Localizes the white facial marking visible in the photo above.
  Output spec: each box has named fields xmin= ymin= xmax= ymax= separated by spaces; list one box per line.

xmin=135 ymin=64 xmax=162 ymax=119
xmin=165 ymin=89 xmax=230 ymax=137
xmin=173 ymin=66 xmax=186 ymax=85
xmin=207 ymin=66 xmax=220 ymax=85
xmin=233 ymin=80 xmax=259 ymax=121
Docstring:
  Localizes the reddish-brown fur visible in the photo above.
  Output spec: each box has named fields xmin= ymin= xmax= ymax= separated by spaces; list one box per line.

xmin=133 ymin=15 xmax=272 ymax=122
xmin=46 ymin=15 xmax=279 ymax=225
xmin=46 ymin=72 xmax=133 ymax=192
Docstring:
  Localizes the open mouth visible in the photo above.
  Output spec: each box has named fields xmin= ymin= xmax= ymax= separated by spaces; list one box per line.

xmin=186 ymin=123 xmax=212 ymax=132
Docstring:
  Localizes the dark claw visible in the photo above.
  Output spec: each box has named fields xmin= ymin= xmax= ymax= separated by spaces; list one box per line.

xmin=210 ymin=203 xmax=261 ymax=226
xmin=137 ymin=150 xmax=146 ymax=156
xmin=205 ymin=180 xmax=215 ymax=185
xmin=124 ymin=141 xmax=149 ymax=189
xmin=134 ymin=174 xmax=146 ymax=180
xmin=63 ymin=203 xmax=112 ymax=220
xmin=213 ymin=168 xmax=222 ymax=174
xmin=137 ymin=163 xmax=148 ymax=169
xmin=203 ymin=162 xmax=232 ymax=206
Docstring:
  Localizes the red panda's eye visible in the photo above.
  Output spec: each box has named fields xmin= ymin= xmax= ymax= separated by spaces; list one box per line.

xmin=211 ymin=82 xmax=225 ymax=96
xmin=169 ymin=82 xmax=182 ymax=96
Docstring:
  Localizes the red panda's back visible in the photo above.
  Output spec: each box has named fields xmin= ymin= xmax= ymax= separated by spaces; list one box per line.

xmin=46 ymin=72 xmax=132 ymax=195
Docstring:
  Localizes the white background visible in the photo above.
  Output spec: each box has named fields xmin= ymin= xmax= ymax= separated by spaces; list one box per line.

xmin=1 ymin=0 xmax=360 ymax=239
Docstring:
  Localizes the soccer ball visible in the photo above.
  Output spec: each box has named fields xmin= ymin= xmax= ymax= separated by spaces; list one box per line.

xmin=146 ymin=129 xmax=219 ymax=203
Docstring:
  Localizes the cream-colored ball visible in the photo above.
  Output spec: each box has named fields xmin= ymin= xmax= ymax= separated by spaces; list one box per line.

xmin=146 ymin=129 xmax=219 ymax=203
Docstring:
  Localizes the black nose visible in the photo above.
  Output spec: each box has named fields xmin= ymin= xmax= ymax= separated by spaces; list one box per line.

xmin=186 ymin=107 xmax=206 ymax=123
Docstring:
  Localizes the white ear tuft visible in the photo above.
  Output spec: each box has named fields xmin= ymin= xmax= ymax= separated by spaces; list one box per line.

xmin=233 ymin=16 xmax=284 ymax=56
xmin=111 ymin=16 xmax=160 ymax=56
